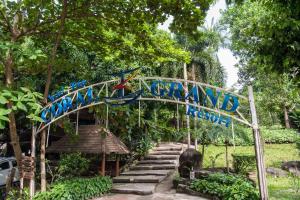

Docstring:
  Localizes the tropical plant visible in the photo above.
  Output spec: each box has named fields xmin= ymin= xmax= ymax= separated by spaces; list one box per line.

xmin=57 ymin=153 xmax=90 ymax=179
xmin=209 ymin=152 xmax=223 ymax=169
xmin=232 ymin=153 xmax=256 ymax=174
xmin=190 ymin=173 xmax=259 ymax=200
xmin=33 ymin=176 xmax=112 ymax=200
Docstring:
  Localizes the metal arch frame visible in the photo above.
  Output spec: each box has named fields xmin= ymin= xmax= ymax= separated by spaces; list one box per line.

xmin=35 ymin=76 xmax=251 ymax=135
xmin=30 ymin=76 xmax=268 ymax=200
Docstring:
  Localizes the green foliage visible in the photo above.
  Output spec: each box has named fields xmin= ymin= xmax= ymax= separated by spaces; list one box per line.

xmin=221 ymin=0 xmax=300 ymax=128
xmin=221 ymin=0 xmax=300 ymax=80
xmin=214 ymin=126 xmax=300 ymax=146
xmin=33 ymin=176 xmax=112 ymax=200
xmin=0 ymin=87 xmax=43 ymax=129
xmin=209 ymin=152 xmax=223 ymax=168
xmin=296 ymin=139 xmax=300 ymax=155
xmin=136 ymin=135 xmax=153 ymax=157
xmin=190 ymin=173 xmax=259 ymax=200
xmin=289 ymin=172 xmax=300 ymax=193
xmin=268 ymin=176 xmax=300 ymax=200
xmin=6 ymin=188 xmax=30 ymax=200
xmin=232 ymin=154 xmax=256 ymax=174
xmin=57 ymin=153 xmax=90 ymax=179
xmin=261 ymin=127 xmax=300 ymax=144
xmin=290 ymin=105 xmax=300 ymax=129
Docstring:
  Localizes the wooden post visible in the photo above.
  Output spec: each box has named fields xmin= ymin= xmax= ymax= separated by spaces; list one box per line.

xmin=106 ymin=83 xmax=109 ymax=129
xmin=76 ymin=111 xmax=79 ymax=135
xmin=30 ymin=125 xmax=36 ymax=199
xmin=176 ymin=103 xmax=179 ymax=131
xmin=183 ymin=63 xmax=191 ymax=148
xmin=192 ymin=63 xmax=197 ymax=150
xmin=138 ymin=79 xmax=141 ymax=127
xmin=248 ymin=86 xmax=269 ymax=200
xmin=101 ymin=153 xmax=106 ymax=176
xmin=116 ymin=155 xmax=120 ymax=176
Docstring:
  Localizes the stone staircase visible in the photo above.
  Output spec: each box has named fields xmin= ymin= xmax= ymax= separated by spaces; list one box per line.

xmin=111 ymin=143 xmax=183 ymax=195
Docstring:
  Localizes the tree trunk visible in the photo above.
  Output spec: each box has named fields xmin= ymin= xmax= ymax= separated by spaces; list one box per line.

xmin=4 ymin=51 xmax=23 ymax=170
xmin=284 ymin=105 xmax=291 ymax=129
xmin=40 ymin=0 xmax=68 ymax=191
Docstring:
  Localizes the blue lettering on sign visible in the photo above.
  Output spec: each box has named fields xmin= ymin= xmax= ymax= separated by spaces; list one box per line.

xmin=151 ymin=81 xmax=167 ymax=96
xmin=205 ymin=88 xmax=220 ymax=108
xmin=220 ymin=93 xmax=239 ymax=112
xmin=187 ymin=105 xmax=231 ymax=127
xmin=41 ymin=79 xmax=240 ymax=128
xmin=168 ymin=82 xmax=184 ymax=99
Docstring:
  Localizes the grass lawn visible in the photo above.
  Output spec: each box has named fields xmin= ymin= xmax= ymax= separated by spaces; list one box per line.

xmin=201 ymin=144 xmax=300 ymax=199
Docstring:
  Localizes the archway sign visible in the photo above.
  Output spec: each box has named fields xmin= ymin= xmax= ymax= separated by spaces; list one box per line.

xmin=30 ymin=68 xmax=268 ymax=200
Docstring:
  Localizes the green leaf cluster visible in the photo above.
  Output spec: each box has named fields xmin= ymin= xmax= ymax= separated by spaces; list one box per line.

xmin=57 ymin=153 xmax=90 ymax=180
xmin=232 ymin=154 xmax=256 ymax=174
xmin=190 ymin=173 xmax=259 ymax=200
xmin=213 ymin=125 xmax=300 ymax=146
xmin=33 ymin=176 xmax=112 ymax=200
xmin=0 ymin=87 xmax=43 ymax=129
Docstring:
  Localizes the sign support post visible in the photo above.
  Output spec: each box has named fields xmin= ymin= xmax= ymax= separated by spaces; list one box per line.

xmin=29 ymin=125 xmax=36 ymax=199
xmin=248 ymin=86 xmax=268 ymax=200
xmin=183 ymin=63 xmax=191 ymax=148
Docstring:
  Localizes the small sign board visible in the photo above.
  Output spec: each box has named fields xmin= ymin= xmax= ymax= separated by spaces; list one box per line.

xmin=20 ymin=156 xmax=35 ymax=180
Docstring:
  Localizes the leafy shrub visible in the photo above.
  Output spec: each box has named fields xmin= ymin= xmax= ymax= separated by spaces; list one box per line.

xmin=190 ymin=173 xmax=259 ymax=200
xmin=6 ymin=188 xmax=30 ymax=200
xmin=57 ymin=152 xmax=90 ymax=179
xmin=296 ymin=139 xmax=300 ymax=155
xmin=260 ymin=127 xmax=299 ymax=144
xmin=214 ymin=126 xmax=299 ymax=146
xmin=136 ymin=136 xmax=153 ymax=156
xmin=33 ymin=176 xmax=112 ymax=200
xmin=232 ymin=154 xmax=256 ymax=174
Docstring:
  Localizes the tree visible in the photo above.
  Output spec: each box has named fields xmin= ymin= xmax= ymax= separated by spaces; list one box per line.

xmin=221 ymin=0 xmax=300 ymax=127
xmin=221 ymin=0 xmax=300 ymax=83
xmin=1 ymin=0 xmax=215 ymax=191
xmin=176 ymin=27 xmax=226 ymax=86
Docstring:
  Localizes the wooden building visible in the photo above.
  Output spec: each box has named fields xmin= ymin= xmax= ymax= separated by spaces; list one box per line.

xmin=47 ymin=125 xmax=129 ymax=176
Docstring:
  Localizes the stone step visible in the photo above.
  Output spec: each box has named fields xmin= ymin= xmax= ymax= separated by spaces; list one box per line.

xmin=112 ymin=183 xmax=156 ymax=195
xmin=138 ymin=160 xmax=176 ymax=165
xmin=149 ymin=150 xmax=182 ymax=155
xmin=144 ymin=155 xmax=178 ymax=160
xmin=121 ymin=170 xmax=171 ymax=176
xmin=130 ymin=164 xmax=176 ymax=170
xmin=154 ymin=147 xmax=182 ymax=151
xmin=113 ymin=175 xmax=165 ymax=183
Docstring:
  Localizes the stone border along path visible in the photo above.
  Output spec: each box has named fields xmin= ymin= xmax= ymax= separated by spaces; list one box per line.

xmin=93 ymin=143 xmax=208 ymax=200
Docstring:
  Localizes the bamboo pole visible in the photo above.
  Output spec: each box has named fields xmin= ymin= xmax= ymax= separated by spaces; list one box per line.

xmin=192 ymin=63 xmax=197 ymax=150
xmin=183 ymin=63 xmax=191 ymax=148
xmin=248 ymin=86 xmax=268 ymax=200
xmin=106 ymin=83 xmax=109 ymax=129
xmin=30 ymin=125 xmax=36 ymax=199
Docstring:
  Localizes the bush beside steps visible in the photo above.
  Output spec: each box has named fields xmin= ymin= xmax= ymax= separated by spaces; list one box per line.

xmin=178 ymin=173 xmax=259 ymax=200
xmin=33 ymin=176 xmax=112 ymax=200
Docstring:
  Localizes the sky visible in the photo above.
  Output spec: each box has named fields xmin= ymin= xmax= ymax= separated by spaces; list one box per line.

xmin=158 ymin=0 xmax=239 ymax=88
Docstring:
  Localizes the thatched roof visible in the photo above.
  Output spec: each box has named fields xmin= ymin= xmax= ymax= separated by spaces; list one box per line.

xmin=47 ymin=125 xmax=129 ymax=154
